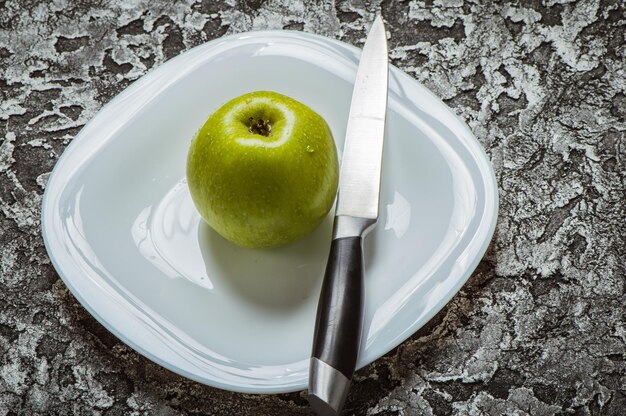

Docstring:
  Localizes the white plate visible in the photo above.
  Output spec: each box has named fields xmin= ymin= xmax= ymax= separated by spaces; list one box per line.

xmin=42 ymin=31 xmax=498 ymax=393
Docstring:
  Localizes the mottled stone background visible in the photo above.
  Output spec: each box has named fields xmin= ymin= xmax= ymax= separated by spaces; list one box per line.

xmin=1 ymin=0 xmax=625 ymax=415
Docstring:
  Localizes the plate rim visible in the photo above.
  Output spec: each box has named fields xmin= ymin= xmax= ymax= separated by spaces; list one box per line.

xmin=41 ymin=29 xmax=499 ymax=394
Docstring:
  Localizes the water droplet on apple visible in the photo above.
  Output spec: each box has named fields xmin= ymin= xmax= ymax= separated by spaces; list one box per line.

xmin=306 ymin=145 xmax=315 ymax=153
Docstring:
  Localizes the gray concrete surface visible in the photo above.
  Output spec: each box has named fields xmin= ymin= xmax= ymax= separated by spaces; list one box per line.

xmin=1 ymin=1 xmax=625 ymax=415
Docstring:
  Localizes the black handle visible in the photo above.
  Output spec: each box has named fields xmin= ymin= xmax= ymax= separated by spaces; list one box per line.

xmin=312 ymin=236 xmax=365 ymax=379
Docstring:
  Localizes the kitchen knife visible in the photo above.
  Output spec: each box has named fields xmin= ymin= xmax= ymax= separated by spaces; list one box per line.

xmin=308 ymin=15 xmax=388 ymax=416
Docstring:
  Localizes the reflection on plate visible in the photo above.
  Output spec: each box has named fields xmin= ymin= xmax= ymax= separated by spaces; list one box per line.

xmin=42 ymin=31 xmax=498 ymax=393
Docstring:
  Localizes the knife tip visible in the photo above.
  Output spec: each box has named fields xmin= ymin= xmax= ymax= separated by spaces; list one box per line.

xmin=370 ymin=14 xmax=386 ymax=40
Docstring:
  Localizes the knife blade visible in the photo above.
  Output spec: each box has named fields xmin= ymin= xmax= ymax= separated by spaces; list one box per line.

xmin=308 ymin=15 xmax=388 ymax=416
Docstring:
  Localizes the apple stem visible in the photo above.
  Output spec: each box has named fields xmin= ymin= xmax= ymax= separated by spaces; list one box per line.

xmin=248 ymin=117 xmax=272 ymax=137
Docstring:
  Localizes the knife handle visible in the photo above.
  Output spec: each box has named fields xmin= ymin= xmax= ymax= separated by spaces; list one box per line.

xmin=309 ymin=236 xmax=364 ymax=416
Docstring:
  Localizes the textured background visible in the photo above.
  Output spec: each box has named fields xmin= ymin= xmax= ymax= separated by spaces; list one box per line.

xmin=1 ymin=0 xmax=625 ymax=415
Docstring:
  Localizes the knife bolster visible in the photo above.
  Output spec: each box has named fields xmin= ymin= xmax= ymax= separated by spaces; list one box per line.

xmin=332 ymin=215 xmax=377 ymax=239
xmin=308 ymin=358 xmax=350 ymax=416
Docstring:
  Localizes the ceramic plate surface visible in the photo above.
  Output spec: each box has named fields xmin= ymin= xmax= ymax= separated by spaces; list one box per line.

xmin=42 ymin=30 xmax=498 ymax=393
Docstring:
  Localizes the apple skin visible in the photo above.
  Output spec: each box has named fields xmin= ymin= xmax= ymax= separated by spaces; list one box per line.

xmin=186 ymin=91 xmax=339 ymax=248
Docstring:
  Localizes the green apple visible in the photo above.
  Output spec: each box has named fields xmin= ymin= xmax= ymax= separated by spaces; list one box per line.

xmin=186 ymin=91 xmax=339 ymax=248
